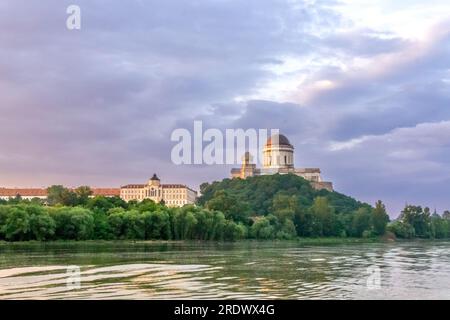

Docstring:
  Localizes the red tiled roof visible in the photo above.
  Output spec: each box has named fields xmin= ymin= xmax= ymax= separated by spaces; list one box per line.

xmin=163 ymin=184 xmax=197 ymax=194
xmin=0 ymin=188 xmax=120 ymax=197
xmin=92 ymin=188 xmax=120 ymax=196
xmin=120 ymin=184 xmax=146 ymax=189
xmin=0 ymin=188 xmax=47 ymax=197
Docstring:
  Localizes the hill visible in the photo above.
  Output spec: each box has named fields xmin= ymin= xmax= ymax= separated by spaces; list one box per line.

xmin=198 ymin=173 xmax=369 ymax=215
xmin=197 ymin=174 xmax=383 ymax=238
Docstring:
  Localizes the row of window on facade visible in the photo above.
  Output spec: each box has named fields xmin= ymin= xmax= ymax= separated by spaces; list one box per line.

xmin=122 ymin=189 xmax=186 ymax=195
xmin=265 ymin=155 xmax=293 ymax=166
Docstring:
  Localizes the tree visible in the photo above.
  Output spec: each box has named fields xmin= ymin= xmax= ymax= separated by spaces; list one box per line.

xmin=443 ymin=211 xmax=450 ymax=220
xmin=272 ymin=193 xmax=298 ymax=222
xmin=107 ymin=208 xmax=126 ymax=239
xmin=276 ymin=219 xmax=297 ymax=239
xmin=0 ymin=206 xmax=8 ymax=239
xmin=8 ymin=194 xmax=23 ymax=204
xmin=372 ymin=200 xmax=390 ymax=235
xmin=387 ymin=220 xmax=415 ymax=238
xmin=173 ymin=206 xmax=198 ymax=240
xmin=134 ymin=199 xmax=159 ymax=213
xmin=143 ymin=210 xmax=171 ymax=240
xmin=192 ymin=208 xmax=226 ymax=240
xmin=26 ymin=205 xmax=56 ymax=241
xmin=2 ymin=207 xmax=30 ymax=241
xmin=87 ymin=196 xmax=119 ymax=214
xmin=250 ymin=216 xmax=276 ymax=239
xmin=223 ymin=221 xmax=247 ymax=241
xmin=205 ymin=190 xmax=250 ymax=224
xmin=92 ymin=210 xmax=112 ymax=240
xmin=293 ymin=207 xmax=314 ymax=237
xmin=75 ymin=186 xmax=93 ymax=205
xmin=310 ymin=197 xmax=335 ymax=236
xmin=430 ymin=214 xmax=448 ymax=239
xmin=52 ymin=207 xmax=94 ymax=240
xmin=400 ymin=205 xmax=431 ymax=238
xmin=47 ymin=185 xmax=65 ymax=206
xmin=352 ymin=207 xmax=372 ymax=237
xmin=123 ymin=210 xmax=146 ymax=239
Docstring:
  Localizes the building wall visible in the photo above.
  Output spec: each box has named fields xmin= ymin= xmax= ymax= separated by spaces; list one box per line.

xmin=263 ymin=146 xmax=294 ymax=169
xmin=0 ymin=188 xmax=120 ymax=201
xmin=0 ymin=195 xmax=47 ymax=201
xmin=120 ymin=180 xmax=197 ymax=207
xmin=230 ymin=136 xmax=334 ymax=191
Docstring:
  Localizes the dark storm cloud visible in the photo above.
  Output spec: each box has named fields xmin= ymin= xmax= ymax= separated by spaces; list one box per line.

xmin=0 ymin=0 xmax=341 ymax=187
xmin=1 ymin=1 xmax=450 ymax=216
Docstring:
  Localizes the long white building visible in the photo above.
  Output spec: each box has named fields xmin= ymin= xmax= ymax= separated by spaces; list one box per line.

xmin=120 ymin=174 xmax=197 ymax=207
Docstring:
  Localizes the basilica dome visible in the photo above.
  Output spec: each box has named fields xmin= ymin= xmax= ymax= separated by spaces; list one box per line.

xmin=265 ymin=134 xmax=293 ymax=148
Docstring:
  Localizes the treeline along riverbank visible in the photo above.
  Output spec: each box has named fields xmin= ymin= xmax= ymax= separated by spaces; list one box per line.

xmin=1 ymin=174 xmax=449 ymax=241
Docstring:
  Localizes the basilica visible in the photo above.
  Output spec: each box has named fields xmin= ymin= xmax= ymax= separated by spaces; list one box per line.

xmin=230 ymin=134 xmax=333 ymax=191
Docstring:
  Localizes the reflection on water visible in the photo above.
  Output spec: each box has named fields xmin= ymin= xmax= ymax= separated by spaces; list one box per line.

xmin=0 ymin=241 xmax=449 ymax=299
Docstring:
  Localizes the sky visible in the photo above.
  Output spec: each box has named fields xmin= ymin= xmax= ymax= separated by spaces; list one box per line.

xmin=1 ymin=0 xmax=450 ymax=217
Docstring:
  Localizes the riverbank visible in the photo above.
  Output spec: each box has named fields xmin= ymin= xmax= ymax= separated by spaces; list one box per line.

xmin=1 ymin=237 xmax=448 ymax=249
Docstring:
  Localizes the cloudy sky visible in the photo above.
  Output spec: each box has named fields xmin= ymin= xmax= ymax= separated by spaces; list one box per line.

xmin=1 ymin=0 xmax=450 ymax=216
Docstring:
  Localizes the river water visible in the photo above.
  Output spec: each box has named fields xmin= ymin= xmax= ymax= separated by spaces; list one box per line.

xmin=0 ymin=241 xmax=449 ymax=299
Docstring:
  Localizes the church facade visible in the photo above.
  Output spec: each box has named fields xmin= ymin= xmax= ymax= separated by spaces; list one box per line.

xmin=230 ymin=134 xmax=333 ymax=191
xmin=120 ymin=174 xmax=197 ymax=207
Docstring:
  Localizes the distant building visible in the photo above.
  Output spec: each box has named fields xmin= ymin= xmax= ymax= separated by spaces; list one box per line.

xmin=120 ymin=174 xmax=197 ymax=207
xmin=0 ymin=188 xmax=120 ymax=201
xmin=231 ymin=134 xmax=333 ymax=191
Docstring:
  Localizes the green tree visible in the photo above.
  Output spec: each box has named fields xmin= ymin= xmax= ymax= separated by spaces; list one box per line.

xmin=107 ymin=208 xmax=127 ymax=239
xmin=92 ymin=211 xmax=112 ymax=239
xmin=47 ymin=185 xmax=78 ymax=206
xmin=400 ymin=205 xmax=431 ymax=238
xmin=52 ymin=207 xmax=94 ymax=240
xmin=172 ymin=206 xmax=198 ymax=240
xmin=205 ymin=190 xmax=251 ymax=223
xmin=75 ymin=186 xmax=93 ymax=205
xmin=310 ymin=197 xmax=335 ymax=236
xmin=272 ymin=193 xmax=298 ymax=222
xmin=47 ymin=185 xmax=65 ymax=206
xmin=387 ymin=220 xmax=415 ymax=238
xmin=192 ymin=208 xmax=226 ymax=240
xmin=250 ymin=216 xmax=276 ymax=239
xmin=276 ymin=219 xmax=297 ymax=239
xmin=8 ymin=194 xmax=23 ymax=204
xmin=223 ymin=221 xmax=247 ymax=241
xmin=2 ymin=207 xmax=30 ymax=241
xmin=26 ymin=205 xmax=55 ymax=241
xmin=352 ymin=207 xmax=372 ymax=237
xmin=143 ymin=210 xmax=172 ymax=240
xmin=293 ymin=207 xmax=314 ymax=237
xmin=134 ymin=199 xmax=158 ymax=213
xmin=123 ymin=210 xmax=146 ymax=239
xmin=430 ymin=214 xmax=448 ymax=239
xmin=372 ymin=200 xmax=389 ymax=235
xmin=87 ymin=196 xmax=127 ymax=214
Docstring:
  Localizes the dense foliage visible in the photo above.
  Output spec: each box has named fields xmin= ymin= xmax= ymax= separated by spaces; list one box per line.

xmin=0 ymin=199 xmax=247 ymax=242
xmin=199 ymin=174 xmax=390 ymax=238
xmin=1 ymin=175 xmax=448 ymax=241
xmin=387 ymin=206 xmax=450 ymax=239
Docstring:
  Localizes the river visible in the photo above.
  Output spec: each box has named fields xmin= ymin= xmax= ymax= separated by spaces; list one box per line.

xmin=0 ymin=240 xmax=449 ymax=299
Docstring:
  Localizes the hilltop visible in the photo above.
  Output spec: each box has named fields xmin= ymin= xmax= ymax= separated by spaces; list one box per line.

xmin=197 ymin=174 xmax=383 ymax=238
xmin=198 ymin=174 xmax=369 ymax=216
